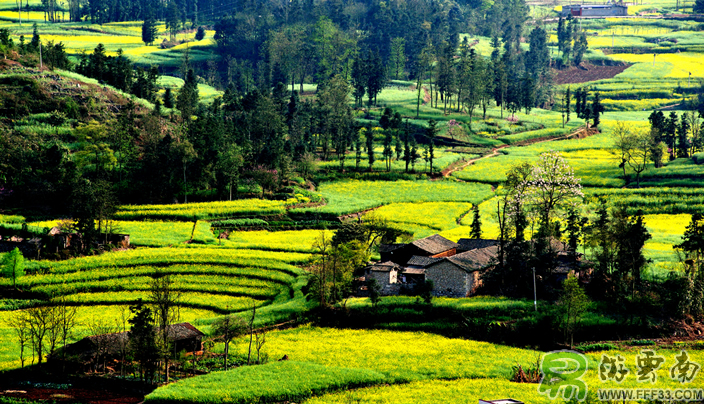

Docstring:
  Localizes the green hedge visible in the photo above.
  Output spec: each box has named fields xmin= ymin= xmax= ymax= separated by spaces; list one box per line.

xmin=144 ymin=361 xmax=387 ymax=404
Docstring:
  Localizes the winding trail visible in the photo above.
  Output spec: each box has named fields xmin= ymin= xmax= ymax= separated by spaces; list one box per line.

xmin=441 ymin=125 xmax=596 ymax=179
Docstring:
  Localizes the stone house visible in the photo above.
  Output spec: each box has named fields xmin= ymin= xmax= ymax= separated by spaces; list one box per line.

xmin=372 ymin=235 xmax=499 ymax=297
xmin=363 ymin=261 xmax=400 ymax=295
xmin=405 ymin=246 xmax=498 ymax=297
xmin=561 ymin=3 xmax=628 ymax=17
xmin=379 ymin=234 xmax=459 ymax=265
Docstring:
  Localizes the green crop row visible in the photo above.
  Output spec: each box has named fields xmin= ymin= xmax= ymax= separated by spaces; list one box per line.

xmin=31 ymin=248 xmax=310 ymax=275
xmin=144 ymin=361 xmax=387 ymax=404
xmin=496 ymin=127 xmax=571 ymax=145
xmin=58 ymin=291 xmax=266 ymax=313
xmin=29 ymin=274 xmax=285 ymax=301
xmin=3 ymin=264 xmax=296 ymax=290
xmin=115 ymin=199 xmax=288 ymax=221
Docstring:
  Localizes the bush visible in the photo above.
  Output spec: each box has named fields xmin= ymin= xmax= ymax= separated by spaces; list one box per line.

xmin=629 ymin=339 xmax=656 ymax=346
xmin=692 ymin=152 xmax=704 ymax=164
xmin=575 ymin=342 xmax=618 ymax=352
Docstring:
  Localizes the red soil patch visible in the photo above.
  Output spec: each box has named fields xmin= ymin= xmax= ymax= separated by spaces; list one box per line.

xmin=554 ymin=63 xmax=630 ymax=85
xmin=0 ymin=387 xmax=143 ymax=404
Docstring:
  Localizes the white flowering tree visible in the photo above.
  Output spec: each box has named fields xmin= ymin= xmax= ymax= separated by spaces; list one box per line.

xmin=526 ymin=150 xmax=584 ymax=226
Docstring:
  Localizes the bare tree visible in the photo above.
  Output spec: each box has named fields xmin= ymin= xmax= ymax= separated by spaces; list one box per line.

xmin=611 ymin=121 xmax=635 ymax=184
xmin=212 ymin=314 xmax=246 ymax=370
xmin=6 ymin=311 xmax=30 ymax=368
xmin=626 ymin=128 xmax=652 ymax=187
xmin=87 ymin=317 xmax=119 ymax=373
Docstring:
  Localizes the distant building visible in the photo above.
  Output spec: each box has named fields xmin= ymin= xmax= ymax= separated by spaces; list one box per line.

xmin=479 ymin=399 xmax=524 ymax=404
xmin=561 ymin=3 xmax=628 ymax=17
xmin=369 ymin=234 xmax=498 ymax=297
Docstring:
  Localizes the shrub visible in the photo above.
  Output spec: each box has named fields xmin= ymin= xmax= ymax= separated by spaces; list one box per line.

xmin=575 ymin=342 xmax=618 ymax=352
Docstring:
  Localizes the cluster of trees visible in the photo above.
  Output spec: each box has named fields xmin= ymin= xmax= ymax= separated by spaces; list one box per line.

xmin=76 ymin=44 xmax=161 ymax=102
xmin=0 ymin=25 xmax=69 ymax=69
xmin=557 ymin=86 xmax=604 ymax=129
xmin=556 ymin=16 xmax=589 ymax=67
xmin=481 ymin=150 xmax=704 ymax=333
xmin=612 ymin=110 xmax=703 ymax=186
xmin=306 ymin=217 xmax=409 ymax=308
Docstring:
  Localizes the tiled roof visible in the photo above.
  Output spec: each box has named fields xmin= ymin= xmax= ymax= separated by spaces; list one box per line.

xmin=367 ymin=261 xmax=400 ymax=272
xmin=378 ymin=244 xmax=406 ymax=253
xmin=445 ymin=245 xmax=498 ymax=272
xmin=407 ymin=255 xmax=442 ymax=267
xmin=403 ymin=267 xmax=427 ymax=275
xmin=411 ymin=234 xmax=459 ymax=255
xmin=457 ymin=238 xmax=498 ymax=252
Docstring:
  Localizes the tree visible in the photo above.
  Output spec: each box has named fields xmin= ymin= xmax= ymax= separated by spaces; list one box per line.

xmin=695 ymin=0 xmax=704 ymax=13
xmin=305 ymin=231 xmax=369 ymax=308
xmin=212 ymin=314 xmax=247 ymax=370
xmin=625 ymin=128 xmax=652 ymax=187
xmin=526 ymin=151 xmax=584 ymax=226
xmin=470 ymin=205 xmax=482 ymax=239
xmin=177 ymin=69 xmax=199 ymax=119
xmin=128 ymin=300 xmax=159 ymax=383
xmin=557 ymin=277 xmax=589 ymax=348
xmin=149 ymin=270 xmax=182 ymax=381
xmin=6 ymin=311 xmax=30 ymax=368
xmin=165 ymin=1 xmax=181 ymax=41
xmin=2 ymin=247 xmax=24 ymax=289
xmin=365 ymin=126 xmax=375 ymax=171
xmin=561 ymin=86 xmax=572 ymax=128
xmin=141 ymin=17 xmax=157 ymax=45
xmin=591 ymin=92 xmax=604 ymax=128
xmin=70 ymin=179 xmax=117 ymax=249
xmin=573 ymin=32 xmax=588 ymax=66
xmin=611 ymin=121 xmax=636 ymax=184
xmin=195 ymin=26 xmax=205 ymax=41
xmin=389 ymin=37 xmax=406 ymax=80
xmin=368 ymin=279 xmax=382 ymax=308
xmin=425 ymin=120 xmax=437 ymax=173
xmin=163 ymin=87 xmax=174 ymax=109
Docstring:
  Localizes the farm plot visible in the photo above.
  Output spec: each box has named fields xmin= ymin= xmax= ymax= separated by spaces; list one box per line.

xmin=293 ymin=180 xmax=493 ymax=217
xmin=366 ymin=202 xmax=474 ymax=239
xmin=115 ymin=199 xmax=287 ymax=221
xmin=225 ymin=230 xmax=334 ymax=253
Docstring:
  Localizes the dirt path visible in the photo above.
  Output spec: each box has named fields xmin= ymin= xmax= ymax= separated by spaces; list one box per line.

xmin=441 ymin=145 xmax=509 ymax=178
xmin=441 ymin=125 xmax=596 ymax=178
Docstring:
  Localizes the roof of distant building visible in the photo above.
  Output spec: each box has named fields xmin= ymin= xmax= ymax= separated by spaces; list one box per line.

xmin=411 ymin=234 xmax=459 ymax=255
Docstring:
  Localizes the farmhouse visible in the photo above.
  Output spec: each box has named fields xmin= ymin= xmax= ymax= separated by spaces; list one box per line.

xmin=368 ymin=234 xmax=499 ymax=297
xmin=561 ymin=3 xmax=628 ymax=17
xmin=54 ymin=322 xmax=205 ymax=370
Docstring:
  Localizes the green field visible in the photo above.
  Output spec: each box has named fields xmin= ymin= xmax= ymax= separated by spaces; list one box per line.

xmin=3 ymin=0 xmax=704 ymax=401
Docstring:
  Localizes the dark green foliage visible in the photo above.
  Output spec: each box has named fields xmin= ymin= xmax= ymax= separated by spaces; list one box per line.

xmin=417 ymin=279 xmax=434 ymax=304
xmin=142 ymin=17 xmax=158 ymax=45
xmin=128 ymin=300 xmax=159 ymax=383
xmin=176 ymin=68 xmax=199 ymax=118
xmin=425 ymin=120 xmax=437 ymax=173
xmin=470 ymin=205 xmax=482 ymax=239
xmin=695 ymin=0 xmax=704 ymax=13
xmin=70 ymin=179 xmax=117 ymax=248
xmin=368 ymin=279 xmax=382 ymax=307
xmin=195 ymin=26 xmax=206 ymax=41
xmin=76 ymin=43 xmax=158 ymax=101
xmin=575 ymin=342 xmax=617 ymax=352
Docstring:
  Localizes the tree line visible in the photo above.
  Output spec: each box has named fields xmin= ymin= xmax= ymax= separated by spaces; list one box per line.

xmin=480 ymin=151 xmax=704 ymax=337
